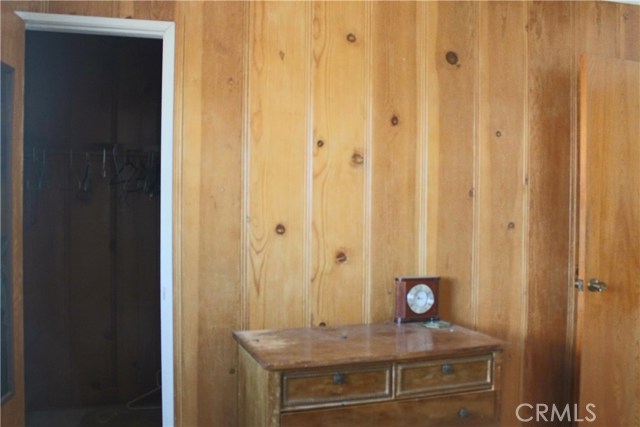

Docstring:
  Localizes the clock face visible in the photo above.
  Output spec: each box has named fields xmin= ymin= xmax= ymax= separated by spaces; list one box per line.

xmin=406 ymin=284 xmax=435 ymax=314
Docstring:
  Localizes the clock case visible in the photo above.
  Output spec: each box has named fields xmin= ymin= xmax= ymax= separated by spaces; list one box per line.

xmin=394 ymin=276 xmax=440 ymax=323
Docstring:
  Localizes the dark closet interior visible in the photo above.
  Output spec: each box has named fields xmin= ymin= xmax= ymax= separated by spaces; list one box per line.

xmin=23 ymin=31 xmax=162 ymax=426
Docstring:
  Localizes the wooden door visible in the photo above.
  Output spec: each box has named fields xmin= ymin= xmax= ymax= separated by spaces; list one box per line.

xmin=577 ymin=56 xmax=639 ymax=426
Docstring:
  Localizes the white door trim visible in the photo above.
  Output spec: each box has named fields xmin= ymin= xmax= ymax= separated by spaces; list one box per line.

xmin=16 ymin=11 xmax=175 ymax=426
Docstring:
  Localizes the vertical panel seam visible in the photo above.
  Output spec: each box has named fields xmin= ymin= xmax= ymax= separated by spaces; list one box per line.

xmin=363 ymin=1 xmax=373 ymax=323
xmin=417 ymin=2 xmax=428 ymax=276
xmin=303 ymin=1 xmax=313 ymax=327
xmin=617 ymin=3 xmax=622 ymax=58
xmin=240 ymin=1 xmax=251 ymax=331
xmin=471 ymin=1 xmax=480 ymax=329
xmin=520 ymin=0 xmax=531 ymax=409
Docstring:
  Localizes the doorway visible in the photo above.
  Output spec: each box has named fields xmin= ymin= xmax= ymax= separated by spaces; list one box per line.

xmin=16 ymin=12 xmax=175 ymax=427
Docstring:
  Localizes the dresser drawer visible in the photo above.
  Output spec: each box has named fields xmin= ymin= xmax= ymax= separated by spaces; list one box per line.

xmin=282 ymin=365 xmax=392 ymax=409
xmin=396 ymin=354 xmax=492 ymax=397
xmin=280 ymin=391 xmax=498 ymax=427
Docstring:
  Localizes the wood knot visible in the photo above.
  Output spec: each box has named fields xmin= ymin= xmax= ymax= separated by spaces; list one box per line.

xmin=351 ymin=152 xmax=364 ymax=165
xmin=335 ymin=251 xmax=348 ymax=264
xmin=391 ymin=115 xmax=399 ymax=126
xmin=275 ymin=223 xmax=286 ymax=235
xmin=346 ymin=33 xmax=357 ymax=43
xmin=445 ymin=51 xmax=459 ymax=65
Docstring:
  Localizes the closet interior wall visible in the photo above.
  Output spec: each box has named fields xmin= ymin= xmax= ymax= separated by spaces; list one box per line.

xmin=23 ymin=31 xmax=162 ymax=409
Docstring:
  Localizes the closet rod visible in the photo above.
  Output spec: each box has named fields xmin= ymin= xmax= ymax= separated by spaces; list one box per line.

xmin=24 ymin=145 xmax=161 ymax=159
xmin=25 ymin=142 xmax=160 ymax=153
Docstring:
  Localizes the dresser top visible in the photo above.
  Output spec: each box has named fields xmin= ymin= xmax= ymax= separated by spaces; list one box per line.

xmin=233 ymin=323 xmax=504 ymax=370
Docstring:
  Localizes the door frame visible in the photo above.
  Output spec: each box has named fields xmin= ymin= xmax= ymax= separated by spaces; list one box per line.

xmin=15 ymin=11 xmax=175 ymax=425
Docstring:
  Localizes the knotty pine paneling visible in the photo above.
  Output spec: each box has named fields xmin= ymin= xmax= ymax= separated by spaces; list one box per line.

xmin=426 ymin=1 xmax=478 ymax=327
xmin=2 ymin=2 xmax=638 ymax=426
xmin=46 ymin=0 xmax=176 ymax=22
xmin=525 ymin=0 xmax=574 ymax=413
xmin=179 ymin=3 xmax=206 ymax=425
xmin=369 ymin=1 xmax=419 ymax=322
xmin=477 ymin=3 xmax=527 ymax=425
xmin=575 ymin=2 xmax=619 ymax=59
xmin=179 ymin=2 xmax=245 ymax=426
xmin=620 ymin=4 xmax=640 ymax=61
xmin=311 ymin=1 xmax=367 ymax=326
xmin=247 ymin=1 xmax=311 ymax=330
xmin=45 ymin=1 xmax=114 ymax=17
xmin=573 ymin=0 xmax=640 ymax=63
xmin=113 ymin=1 xmax=175 ymax=22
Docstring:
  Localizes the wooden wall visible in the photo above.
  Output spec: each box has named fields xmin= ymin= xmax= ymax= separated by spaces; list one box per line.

xmin=1 ymin=2 xmax=638 ymax=426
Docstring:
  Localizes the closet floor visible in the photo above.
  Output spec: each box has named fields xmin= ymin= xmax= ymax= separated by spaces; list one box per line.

xmin=26 ymin=404 xmax=162 ymax=427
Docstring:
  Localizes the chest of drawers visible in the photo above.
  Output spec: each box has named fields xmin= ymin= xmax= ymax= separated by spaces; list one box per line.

xmin=233 ymin=323 xmax=503 ymax=427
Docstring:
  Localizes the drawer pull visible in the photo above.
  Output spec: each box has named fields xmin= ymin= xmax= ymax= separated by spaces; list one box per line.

xmin=441 ymin=364 xmax=455 ymax=375
xmin=458 ymin=408 xmax=470 ymax=418
xmin=333 ymin=373 xmax=346 ymax=385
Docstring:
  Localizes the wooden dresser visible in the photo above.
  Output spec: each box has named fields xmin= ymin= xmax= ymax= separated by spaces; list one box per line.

xmin=233 ymin=323 xmax=504 ymax=427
